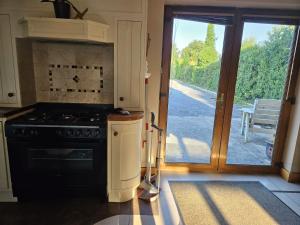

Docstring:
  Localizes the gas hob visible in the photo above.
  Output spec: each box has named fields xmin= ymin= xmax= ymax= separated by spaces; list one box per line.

xmin=5 ymin=103 xmax=113 ymax=139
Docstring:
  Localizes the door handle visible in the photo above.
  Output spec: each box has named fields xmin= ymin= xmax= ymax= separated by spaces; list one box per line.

xmin=217 ymin=93 xmax=224 ymax=108
xmin=8 ymin=92 xmax=15 ymax=97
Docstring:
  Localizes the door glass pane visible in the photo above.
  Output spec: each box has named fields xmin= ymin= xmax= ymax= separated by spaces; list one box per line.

xmin=166 ymin=18 xmax=225 ymax=163
xmin=226 ymin=23 xmax=296 ymax=165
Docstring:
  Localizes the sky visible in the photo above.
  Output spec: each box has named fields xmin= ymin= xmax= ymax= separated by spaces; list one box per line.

xmin=172 ymin=18 xmax=275 ymax=54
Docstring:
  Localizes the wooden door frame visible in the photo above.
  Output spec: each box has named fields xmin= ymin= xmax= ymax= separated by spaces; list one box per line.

xmin=218 ymin=19 xmax=300 ymax=173
xmin=158 ymin=5 xmax=300 ymax=173
xmin=158 ymin=6 xmax=237 ymax=172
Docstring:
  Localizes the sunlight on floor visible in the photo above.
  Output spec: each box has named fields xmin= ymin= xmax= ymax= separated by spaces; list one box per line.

xmin=166 ymin=132 xmax=211 ymax=163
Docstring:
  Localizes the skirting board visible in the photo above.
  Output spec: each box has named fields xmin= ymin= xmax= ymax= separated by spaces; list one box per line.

xmin=280 ymin=168 xmax=300 ymax=183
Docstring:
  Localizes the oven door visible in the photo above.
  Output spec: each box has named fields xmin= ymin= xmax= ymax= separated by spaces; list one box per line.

xmin=7 ymin=139 xmax=106 ymax=199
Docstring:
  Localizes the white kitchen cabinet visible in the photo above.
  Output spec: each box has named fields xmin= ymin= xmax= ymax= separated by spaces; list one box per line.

xmin=114 ymin=20 xmax=146 ymax=111
xmin=107 ymin=113 xmax=143 ymax=202
xmin=0 ymin=119 xmax=16 ymax=202
xmin=0 ymin=14 xmax=18 ymax=104
xmin=0 ymin=14 xmax=36 ymax=107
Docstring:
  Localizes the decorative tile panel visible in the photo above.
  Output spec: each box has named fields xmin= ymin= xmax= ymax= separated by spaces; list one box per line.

xmin=33 ymin=41 xmax=114 ymax=104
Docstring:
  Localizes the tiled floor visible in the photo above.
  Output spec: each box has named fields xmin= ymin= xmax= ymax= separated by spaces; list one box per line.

xmin=1 ymin=172 xmax=299 ymax=225
xmin=96 ymin=172 xmax=300 ymax=225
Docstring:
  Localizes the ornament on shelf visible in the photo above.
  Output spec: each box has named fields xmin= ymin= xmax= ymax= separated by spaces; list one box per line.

xmin=41 ymin=0 xmax=88 ymax=20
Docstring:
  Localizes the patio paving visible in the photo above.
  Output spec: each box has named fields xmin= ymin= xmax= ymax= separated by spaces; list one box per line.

xmin=166 ymin=80 xmax=272 ymax=165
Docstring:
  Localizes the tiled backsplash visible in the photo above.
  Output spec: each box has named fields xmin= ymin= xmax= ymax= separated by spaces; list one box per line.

xmin=33 ymin=41 xmax=114 ymax=104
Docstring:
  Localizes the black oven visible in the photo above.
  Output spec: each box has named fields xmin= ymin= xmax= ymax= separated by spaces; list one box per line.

xmin=7 ymin=135 xmax=107 ymax=200
xmin=5 ymin=103 xmax=112 ymax=201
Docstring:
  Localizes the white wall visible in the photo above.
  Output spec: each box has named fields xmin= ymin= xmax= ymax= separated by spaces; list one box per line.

xmin=292 ymin=133 xmax=300 ymax=172
xmin=283 ymin=71 xmax=300 ymax=173
xmin=146 ymin=0 xmax=165 ymax=163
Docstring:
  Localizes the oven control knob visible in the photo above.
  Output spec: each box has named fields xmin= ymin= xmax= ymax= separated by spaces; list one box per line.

xmin=84 ymin=129 xmax=91 ymax=137
xmin=75 ymin=130 xmax=81 ymax=137
xmin=29 ymin=130 xmax=35 ymax=136
xmin=91 ymin=130 xmax=97 ymax=137
xmin=67 ymin=129 xmax=73 ymax=137
xmin=56 ymin=130 xmax=63 ymax=136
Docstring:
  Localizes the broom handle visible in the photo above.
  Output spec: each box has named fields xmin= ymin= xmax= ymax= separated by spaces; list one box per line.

xmin=145 ymin=78 xmax=152 ymax=183
xmin=156 ymin=129 xmax=163 ymax=190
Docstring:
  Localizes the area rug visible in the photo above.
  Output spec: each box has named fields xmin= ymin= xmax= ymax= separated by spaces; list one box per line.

xmin=169 ymin=181 xmax=300 ymax=225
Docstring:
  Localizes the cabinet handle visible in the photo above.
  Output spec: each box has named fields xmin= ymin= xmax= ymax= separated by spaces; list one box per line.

xmin=113 ymin=131 xmax=118 ymax=136
xmin=119 ymin=97 xmax=124 ymax=101
xmin=8 ymin=92 xmax=15 ymax=97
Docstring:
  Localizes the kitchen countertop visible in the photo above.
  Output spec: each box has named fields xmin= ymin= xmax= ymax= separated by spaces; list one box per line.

xmin=107 ymin=112 xmax=144 ymax=121
xmin=0 ymin=105 xmax=34 ymax=118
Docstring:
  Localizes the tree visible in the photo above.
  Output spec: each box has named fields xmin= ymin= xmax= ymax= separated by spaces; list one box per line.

xmin=234 ymin=25 xmax=294 ymax=104
xmin=205 ymin=24 xmax=216 ymax=48
xmin=177 ymin=40 xmax=205 ymax=82
xmin=201 ymin=24 xmax=218 ymax=67
xmin=170 ymin=43 xmax=180 ymax=79
xmin=241 ymin=37 xmax=256 ymax=50
xmin=181 ymin=40 xmax=204 ymax=66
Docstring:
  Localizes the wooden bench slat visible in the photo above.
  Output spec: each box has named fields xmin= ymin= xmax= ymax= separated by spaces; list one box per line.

xmin=244 ymin=98 xmax=281 ymax=142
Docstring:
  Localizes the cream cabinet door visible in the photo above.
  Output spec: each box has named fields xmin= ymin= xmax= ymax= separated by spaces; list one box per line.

xmin=0 ymin=122 xmax=8 ymax=190
xmin=115 ymin=20 xmax=143 ymax=110
xmin=111 ymin=122 xmax=141 ymax=189
xmin=0 ymin=14 xmax=17 ymax=104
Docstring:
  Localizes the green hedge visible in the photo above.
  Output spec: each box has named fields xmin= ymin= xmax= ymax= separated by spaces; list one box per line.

xmin=171 ymin=25 xmax=294 ymax=104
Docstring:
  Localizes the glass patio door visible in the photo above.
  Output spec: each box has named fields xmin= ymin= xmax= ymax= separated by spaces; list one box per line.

xmin=165 ymin=19 xmax=226 ymax=166
xmin=159 ymin=12 xmax=235 ymax=171
xmin=218 ymin=19 xmax=299 ymax=172
xmin=160 ymin=6 xmax=300 ymax=172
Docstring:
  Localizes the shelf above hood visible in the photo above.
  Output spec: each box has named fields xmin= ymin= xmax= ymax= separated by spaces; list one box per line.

xmin=19 ymin=17 xmax=110 ymax=44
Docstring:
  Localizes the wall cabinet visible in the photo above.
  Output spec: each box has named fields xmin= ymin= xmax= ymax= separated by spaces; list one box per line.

xmin=114 ymin=19 xmax=146 ymax=111
xmin=0 ymin=14 xmax=18 ymax=104
xmin=0 ymin=14 xmax=36 ymax=107
xmin=107 ymin=114 xmax=143 ymax=202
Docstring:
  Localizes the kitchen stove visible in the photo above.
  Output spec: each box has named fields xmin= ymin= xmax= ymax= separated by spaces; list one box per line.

xmin=5 ymin=103 xmax=114 ymax=201
xmin=5 ymin=104 xmax=112 ymax=139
